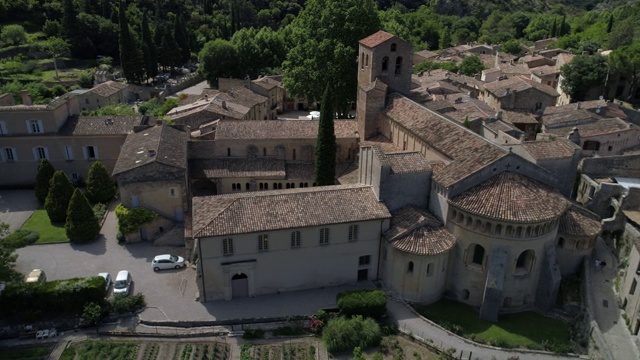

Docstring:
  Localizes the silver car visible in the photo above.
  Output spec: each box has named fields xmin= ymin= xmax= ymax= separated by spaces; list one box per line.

xmin=152 ymin=254 xmax=185 ymax=271
xmin=98 ymin=272 xmax=112 ymax=293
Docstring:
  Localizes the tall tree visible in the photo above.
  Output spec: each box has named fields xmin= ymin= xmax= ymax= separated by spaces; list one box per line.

xmin=439 ymin=26 xmax=452 ymax=49
xmin=607 ymin=14 xmax=614 ymax=33
xmin=66 ymin=188 xmax=101 ymax=243
xmin=315 ymin=84 xmax=337 ymax=186
xmin=118 ymin=0 xmax=144 ymax=83
xmin=198 ymin=39 xmax=240 ymax=87
xmin=282 ymin=0 xmax=381 ymax=116
xmin=0 ymin=222 xmax=21 ymax=283
xmin=34 ymin=159 xmax=55 ymax=204
xmin=85 ymin=161 xmax=116 ymax=204
xmin=45 ymin=37 xmax=70 ymax=81
xmin=141 ymin=12 xmax=158 ymax=80
xmin=0 ymin=25 xmax=26 ymax=48
xmin=609 ymin=44 xmax=640 ymax=102
xmin=560 ymin=54 xmax=608 ymax=102
xmin=459 ymin=55 xmax=485 ymax=76
xmin=44 ymin=171 xmax=75 ymax=223
xmin=174 ymin=14 xmax=191 ymax=63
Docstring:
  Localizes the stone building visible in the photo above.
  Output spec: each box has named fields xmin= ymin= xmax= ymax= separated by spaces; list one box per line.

xmin=75 ymin=81 xmax=129 ymax=112
xmin=481 ymin=76 xmax=559 ymax=112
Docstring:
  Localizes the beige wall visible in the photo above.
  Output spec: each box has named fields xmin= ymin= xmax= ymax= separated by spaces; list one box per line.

xmin=119 ymin=180 xmax=186 ymax=220
xmin=213 ymin=137 xmax=359 ymax=162
xmin=0 ymin=100 xmax=79 ymax=135
xmin=77 ymin=91 xmax=128 ymax=112
xmin=579 ymin=128 xmax=640 ymax=157
xmin=0 ymin=135 xmax=125 ymax=187
xmin=198 ymin=219 xmax=388 ymax=301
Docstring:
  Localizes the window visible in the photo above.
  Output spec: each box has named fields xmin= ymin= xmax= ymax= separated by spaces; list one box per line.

xmin=170 ymin=188 xmax=176 ymax=197
xmin=64 ymin=146 xmax=73 ymax=160
xmin=231 ymin=183 xmax=241 ymax=191
xmin=608 ymin=146 xmax=613 ymax=151
xmin=391 ymin=43 xmax=397 ymax=52
xmin=535 ymin=102 xmax=542 ymax=111
xmin=258 ymin=234 xmax=269 ymax=252
xmin=291 ymin=231 xmax=301 ymax=248
xmin=382 ymin=56 xmax=389 ymax=72
xmin=359 ymin=255 xmax=371 ymax=266
xmin=472 ymin=244 xmax=485 ymax=265
xmin=348 ymin=225 xmax=359 ymax=242
xmin=227 ymin=148 xmax=231 ymax=156
xmin=246 ymin=183 xmax=250 ymax=191
xmin=83 ymin=146 xmax=98 ymax=159
xmin=395 ymin=57 xmax=403 ymax=75
xmin=631 ymin=279 xmax=638 ymax=295
xmin=426 ymin=263 xmax=433 ymax=276
xmin=558 ymin=237 xmax=565 ymax=248
xmin=27 ymin=120 xmax=43 ymax=134
xmin=292 ymin=149 xmax=296 ymax=160
xmin=319 ymin=228 xmax=329 ymax=245
xmin=2 ymin=148 xmax=16 ymax=162
xmin=365 ymin=54 xmax=369 ymax=67
xmin=583 ymin=140 xmax=600 ymax=151
xmin=0 ymin=121 xmax=7 ymax=135
xmin=515 ymin=250 xmax=535 ymax=274
xmin=360 ymin=52 xmax=364 ymax=69
xmin=71 ymin=173 xmax=79 ymax=181
xmin=223 ymin=238 xmax=234 ymax=256
xmin=33 ymin=146 xmax=48 ymax=160
xmin=407 ymin=261 xmax=414 ymax=273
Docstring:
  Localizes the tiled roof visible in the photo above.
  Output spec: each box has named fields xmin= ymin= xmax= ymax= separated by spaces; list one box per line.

xmin=415 ymin=50 xmax=438 ymax=59
xmin=360 ymin=135 xmax=403 ymax=153
xmin=0 ymin=92 xmax=77 ymax=111
xmin=384 ymin=206 xmax=456 ymax=255
xmin=215 ymin=120 xmax=358 ymax=140
xmin=385 ymin=152 xmax=432 ymax=174
xmin=485 ymin=119 xmax=519 ymax=133
xmin=166 ymin=95 xmax=249 ymax=121
xmin=89 ymin=81 xmax=128 ymax=97
xmin=484 ymin=76 xmax=559 ymax=98
xmin=382 ymin=95 xmax=508 ymax=187
xmin=521 ymin=138 xmax=578 ymax=160
xmin=192 ymin=185 xmax=391 ymax=237
xmin=530 ymin=65 xmax=560 ymax=77
xmin=449 ymin=172 xmax=569 ymax=223
xmin=113 ymin=125 xmax=188 ymax=175
xmin=559 ymin=204 xmax=601 ymax=236
xmin=58 ymin=115 xmax=144 ymax=136
xmin=364 ymin=78 xmax=388 ymax=92
xmin=217 ymin=87 xmax=268 ymax=108
xmin=545 ymin=118 xmax=631 ymax=137
xmin=542 ymin=100 xmax=627 ymax=119
xmin=189 ymin=158 xmax=285 ymax=179
xmin=541 ymin=109 xmax=600 ymax=128
xmin=285 ymin=163 xmax=315 ymax=180
xmin=500 ymin=110 xmax=539 ymax=124
xmin=359 ymin=31 xmax=396 ymax=48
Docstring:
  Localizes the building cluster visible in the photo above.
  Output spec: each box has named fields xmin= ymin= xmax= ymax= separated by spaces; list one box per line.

xmin=1 ymin=31 xmax=639 ymax=326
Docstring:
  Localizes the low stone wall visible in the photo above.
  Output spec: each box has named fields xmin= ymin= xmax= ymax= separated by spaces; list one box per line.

xmin=582 ymin=253 xmax=616 ymax=360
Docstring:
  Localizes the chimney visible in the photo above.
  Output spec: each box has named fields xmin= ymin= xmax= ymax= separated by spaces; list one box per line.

xmin=568 ymin=127 xmax=581 ymax=145
xmin=496 ymin=111 xmax=503 ymax=120
xmin=221 ymin=100 xmax=227 ymax=110
xmin=148 ymin=149 xmax=156 ymax=157
xmin=576 ymin=102 xmax=582 ymax=109
xmin=20 ymin=90 xmax=32 ymax=106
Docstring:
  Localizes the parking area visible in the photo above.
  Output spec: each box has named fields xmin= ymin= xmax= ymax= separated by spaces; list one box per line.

xmin=0 ymin=190 xmax=39 ymax=232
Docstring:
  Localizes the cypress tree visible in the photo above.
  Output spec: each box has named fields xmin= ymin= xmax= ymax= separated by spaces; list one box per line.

xmin=141 ymin=12 xmax=158 ymax=80
xmin=607 ymin=15 xmax=614 ymax=33
xmin=118 ymin=0 xmax=144 ymax=83
xmin=314 ymin=84 xmax=337 ymax=186
xmin=550 ymin=19 xmax=557 ymax=38
xmin=174 ymin=14 xmax=191 ymax=63
xmin=439 ymin=26 xmax=451 ymax=49
xmin=34 ymin=159 xmax=55 ymax=204
xmin=66 ymin=188 xmax=100 ymax=243
xmin=559 ymin=15 xmax=566 ymax=37
xmin=45 ymin=171 xmax=75 ymax=223
xmin=85 ymin=161 xmax=116 ymax=204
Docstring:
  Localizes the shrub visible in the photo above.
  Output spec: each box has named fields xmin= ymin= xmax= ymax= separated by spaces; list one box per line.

xmin=85 ymin=162 xmax=116 ymax=204
xmin=0 ymin=229 xmax=39 ymax=248
xmin=337 ymin=289 xmax=387 ymax=319
xmin=34 ymin=159 xmax=55 ymax=204
xmin=93 ymin=203 xmax=107 ymax=222
xmin=115 ymin=204 xmax=158 ymax=235
xmin=66 ymin=188 xmax=101 ymax=243
xmin=322 ymin=316 xmax=381 ymax=353
xmin=44 ymin=171 xmax=74 ymax=223
xmin=242 ymin=328 xmax=265 ymax=339
xmin=108 ymin=292 xmax=146 ymax=314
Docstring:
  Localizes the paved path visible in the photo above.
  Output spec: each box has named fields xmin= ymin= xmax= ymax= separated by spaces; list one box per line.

xmin=0 ymin=190 xmax=38 ymax=232
xmin=589 ymin=238 xmax=640 ymax=360
xmin=176 ymin=80 xmax=210 ymax=95
xmin=387 ymin=298 xmax=580 ymax=360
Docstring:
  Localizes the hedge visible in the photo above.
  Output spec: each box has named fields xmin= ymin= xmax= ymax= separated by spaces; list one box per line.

xmin=0 ymin=276 xmax=106 ymax=322
xmin=337 ymin=289 xmax=387 ymax=319
xmin=0 ymin=229 xmax=39 ymax=249
xmin=115 ymin=204 xmax=158 ymax=235
xmin=322 ymin=315 xmax=381 ymax=353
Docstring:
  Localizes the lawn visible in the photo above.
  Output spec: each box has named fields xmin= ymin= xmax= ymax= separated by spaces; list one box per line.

xmin=20 ymin=209 xmax=68 ymax=243
xmin=416 ymin=299 xmax=571 ymax=352
xmin=62 ymin=341 xmax=138 ymax=360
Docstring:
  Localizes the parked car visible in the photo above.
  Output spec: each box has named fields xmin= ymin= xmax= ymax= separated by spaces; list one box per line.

xmin=113 ymin=270 xmax=132 ymax=296
xmin=25 ymin=269 xmax=46 ymax=283
xmin=99 ymin=272 xmax=112 ymax=293
xmin=152 ymin=254 xmax=185 ymax=271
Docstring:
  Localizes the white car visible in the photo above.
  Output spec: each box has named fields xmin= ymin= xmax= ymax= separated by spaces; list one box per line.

xmin=152 ymin=254 xmax=185 ymax=271
xmin=98 ymin=272 xmax=112 ymax=293
xmin=113 ymin=270 xmax=132 ymax=296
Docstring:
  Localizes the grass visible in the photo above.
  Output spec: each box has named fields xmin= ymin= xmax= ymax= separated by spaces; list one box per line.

xmin=416 ymin=299 xmax=571 ymax=351
xmin=20 ymin=209 xmax=68 ymax=243
xmin=0 ymin=346 xmax=50 ymax=359
xmin=70 ymin=341 xmax=138 ymax=360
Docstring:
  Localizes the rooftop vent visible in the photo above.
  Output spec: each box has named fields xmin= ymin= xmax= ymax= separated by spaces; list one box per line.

xmin=104 ymin=118 xmax=113 ymax=125
xmin=148 ymin=150 xmax=156 ymax=157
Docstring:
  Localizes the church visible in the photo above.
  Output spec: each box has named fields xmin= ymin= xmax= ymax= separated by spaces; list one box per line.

xmin=119 ymin=31 xmax=601 ymax=322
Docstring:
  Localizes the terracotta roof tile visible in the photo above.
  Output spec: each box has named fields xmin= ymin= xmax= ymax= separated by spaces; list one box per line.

xmin=360 ymin=135 xmax=403 ymax=153
xmin=382 ymin=95 xmax=508 ymax=187
xmin=189 ymin=158 xmax=285 ymax=178
xmin=545 ymin=118 xmax=631 ymax=137
xmin=113 ymin=125 xmax=188 ymax=175
xmin=89 ymin=81 xmax=128 ymax=97
xmin=215 ymin=120 xmax=358 ymax=140
xmin=385 ymin=152 xmax=432 ymax=174
xmin=484 ymin=76 xmax=559 ymax=98
xmin=384 ymin=206 xmax=456 ymax=255
xmin=521 ymin=139 xmax=578 ymax=160
xmin=58 ymin=115 xmax=145 ymax=136
xmin=559 ymin=204 xmax=601 ymax=236
xmin=449 ymin=172 xmax=569 ymax=223
xmin=359 ymin=31 xmax=396 ymax=48
xmin=192 ymin=185 xmax=391 ymax=237
xmin=542 ymin=109 xmax=601 ymax=128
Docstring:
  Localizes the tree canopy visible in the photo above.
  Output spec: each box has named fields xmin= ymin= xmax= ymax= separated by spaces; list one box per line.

xmin=459 ymin=55 xmax=485 ymax=76
xmin=560 ymin=54 xmax=608 ymax=102
xmin=282 ymin=0 xmax=381 ymax=115
xmin=66 ymin=188 xmax=101 ymax=243
xmin=198 ymin=39 xmax=240 ymax=87
xmin=85 ymin=162 xmax=116 ymax=204
xmin=609 ymin=44 xmax=640 ymax=101
xmin=0 ymin=24 xmax=26 ymax=47
xmin=44 ymin=170 xmax=75 ymax=223
xmin=34 ymin=159 xmax=55 ymax=204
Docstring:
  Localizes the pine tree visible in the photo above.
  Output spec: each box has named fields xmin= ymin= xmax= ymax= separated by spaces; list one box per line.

xmin=118 ymin=0 xmax=144 ymax=83
xmin=141 ymin=12 xmax=158 ymax=80
xmin=314 ymin=84 xmax=337 ymax=186
xmin=66 ymin=188 xmax=100 ymax=243
xmin=34 ymin=159 xmax=55 ymax=204
xmin=45 ymin=171 xmax=75 ymax=223
xmin=85 ymin=162 xmax=116 ymax=204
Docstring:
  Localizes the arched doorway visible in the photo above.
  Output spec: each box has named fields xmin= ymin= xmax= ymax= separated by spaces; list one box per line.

xmin=232 ymin=273 xmax=249 ymax=298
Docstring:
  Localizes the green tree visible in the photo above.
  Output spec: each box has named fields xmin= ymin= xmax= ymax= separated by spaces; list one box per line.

xmin=459 ymin=55 xmax=485 ymax=76
xmin=560 ymin=54 xmax=608 ymax=102
xmin=501 ymin=40 xmax=523 ymax=55
xmin=85 ymin=162 xmax=116 ymax=204
xmin=66 ymin=188 xmax=101 ymax=243
xmin=81 ymin=302 xmax=103 ymax=328
xmin=141 ymin=12 xmax=158 ymax=81
xmin=44 ymin=170 xmax=75 ymax=223
xmin=282 ymin=0 xmax=380 ymax=116
xmin=315 ymin=84 xmax=336 ymax=186
xmin=607 ymin=14 xmax=614 ymax=33
xmin=35 ymin=159 xmax=56 ymax=204
xmin=118 ymin=0 xmax=144 ymax=83
xmin=45 ymin=37 xmax=70 ymax=81
xmin=174 ymin=14 xmax=190 ymax=63
xmin=439 ymin=26 xmax=451 ymax=49
xmin=0 ymin=24 xmax=26 ymax=48
xmin=0 ymin=224 xmax=22 ymax=283
xmin=198 ymin=39 xmax=239 ymax=87
xmin=609 ymin=44 xmax=640 ymax=102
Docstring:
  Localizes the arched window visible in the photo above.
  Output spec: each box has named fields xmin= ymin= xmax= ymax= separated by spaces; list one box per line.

xmin=525 ymin=226 xmax=532 ymax=237
xmin=245 ymin=183 xmax=250 ymax=191
xmin=515 ymin=250 xmax=535 ymax=274
xmin=227 ymin=148 xmax=231 ymax=157
xmin=495 ymin=224 xmax=502 ymax=235
xmin=452 ymin=210 xmax=457 ymax=219
xmin=472 ymin=245 xmax=485 ymax=265
xmin=293 ymin=149 xmax=296 ymax=160
xmin=395 ymin=57 xmax=403 ymax=75
xmin=426 ymin=263 xmax=433 ymax=276
xmin=462 ymin=289 xmax=470 ymax=300
xmin=391 ymin=43 xmax=397 ymax=52
xmin=475 ymin=220 xmax=482 ymax=230
xmin=382 ymin=56 xmax=389 ymax=72
xmin=360 ymin=52 xmax=364 ymax=69
xmin=365 ymin=54 xmax=369 ymax=67
xmin=484 ymin=222 xmax=492 ymax=233
xmin=263 ymin=148 xmax=267 ymax=156
xmin=407 ymin=261 xmax=414 ymax=273
xmin=286 ymin=183 xmax=291 ymax=189
xmin=466 ymin=217 xmax=473 ymax=227
xmin=516 ymin=226 xmax=523 ymax=237
xmin=457 ymin=213 xmax=464 ymax=223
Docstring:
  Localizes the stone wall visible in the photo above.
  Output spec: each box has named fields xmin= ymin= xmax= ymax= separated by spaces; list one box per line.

xmin=580 ymin=155 xmax=640 ymax=178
